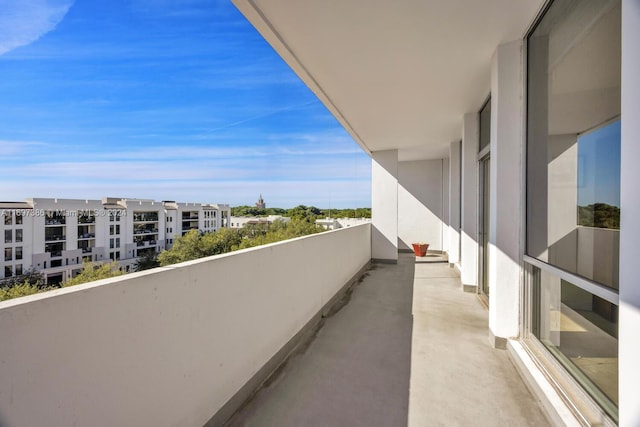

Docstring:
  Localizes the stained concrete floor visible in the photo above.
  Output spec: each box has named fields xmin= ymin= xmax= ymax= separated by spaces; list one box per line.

xmin=225 ymin=253 xmax=550 ymax=427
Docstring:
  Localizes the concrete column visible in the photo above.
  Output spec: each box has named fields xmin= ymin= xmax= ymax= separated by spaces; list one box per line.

xmin=619 ymin=1 xmax=640 ymax=425
xmin=448 ymin=141 xmax=461 ymax=266
xmin=461 ymin=114 xmax=478 ymax=291
xmin=441 ymin=158 xmax=450 ymax=254
xmin=372 ymin=150 xmax=398 ymax=262
xmin=488 ymin=40 xmax=524 ymax=345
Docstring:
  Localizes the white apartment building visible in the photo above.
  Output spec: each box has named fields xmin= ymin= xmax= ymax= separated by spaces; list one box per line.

xmin=0 ymin=198 xmax=230 ymax=285
xmin=229 ymin=215 xmax=290 ymax=229
xmin=315 ymin=217 xmax=372 ymax=231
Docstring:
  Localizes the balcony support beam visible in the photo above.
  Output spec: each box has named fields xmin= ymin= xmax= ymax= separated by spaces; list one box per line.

xmin=371 ymin=149 xmax=399 ymax=263
xmin=461 ymin=113 xmax=478 ymax=290
xmin=448 ymin=141 xmax=462 ymax=267
xmin=488 ymin=40 xmax=524 ymax=344
xmin=619 ymin=1 xmax=640 ymax=424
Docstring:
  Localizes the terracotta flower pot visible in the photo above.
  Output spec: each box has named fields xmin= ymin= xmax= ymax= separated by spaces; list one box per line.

xmin=412 ymin=243 xmax=429 ymax=257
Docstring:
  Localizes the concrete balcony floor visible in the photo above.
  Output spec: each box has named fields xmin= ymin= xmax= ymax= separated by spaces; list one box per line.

xmin=226 ymin=253 xmax=549 ymax=427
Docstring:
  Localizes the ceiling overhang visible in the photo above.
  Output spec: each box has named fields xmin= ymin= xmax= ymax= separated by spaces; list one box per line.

xmin=232 ymin=0 xmax=546 ymax=161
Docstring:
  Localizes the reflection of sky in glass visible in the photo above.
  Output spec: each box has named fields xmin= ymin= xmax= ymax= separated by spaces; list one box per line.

xmin=577 ymin=120 xmax=621 ymax=207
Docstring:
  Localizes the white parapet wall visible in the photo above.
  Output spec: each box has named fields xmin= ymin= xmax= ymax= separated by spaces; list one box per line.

xmin=0 ymin=224 xmax=372 ymax=427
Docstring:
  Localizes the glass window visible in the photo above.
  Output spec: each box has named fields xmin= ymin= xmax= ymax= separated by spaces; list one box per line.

xmin=479 ymin=96 xmax=491 ymax=151
xmin=5 ymin=229 xmax=12 ymax=243
xmin=15 ymin=264 xmax=22 ymax=276
xmin=4 ymin=212 xmax=12 ymax=226
xmin=15 ymin=213 xmax=23 ymax=225
xmin=15 ymin=229 xmax=23 ymax=242
xmin=526 ymin=0 xmax=621 ymax=420
xmin=4 ymin=247 xmax=12 ymax=261
xmin=4 ymin=266 xmax=11 ymax=277
xmin=531 ymin=265 xmax=617 ymax=416
xmin=15 ymin=247 xmax=22 ymax=260
xmin=527 ymin=0 xmax=621 ymax=289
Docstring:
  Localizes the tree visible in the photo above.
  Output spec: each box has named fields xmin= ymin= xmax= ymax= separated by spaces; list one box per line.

xmin=0 ymin=280 xmax=48 ymax=302
xmin=63 ymin=261 xmax=124 ymax=287
xmin=287 ymin=205 xmax=322 ymax=222
xmin=578 ymin=203 xmax=620 ymax=229
xmin=0 ymin=268 xmax=45 ymax=289
xmin=158 ymin=228 xmax=243 ymax=266
xmin=157 ymin=218 xmax=324 ymax=265
xmin=135 ymin=251 xmax=160 ymax=272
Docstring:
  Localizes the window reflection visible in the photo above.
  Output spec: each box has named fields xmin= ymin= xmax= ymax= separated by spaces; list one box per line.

xmin=527 ymin=0 xmax=621 ymax=289
xmin=577 ymin=121 xmax=621 ymax=230
xmin=526 ymin=0 xmax=621 ymax=419
xmin=533 ymin=266 xmax=618 ymax=416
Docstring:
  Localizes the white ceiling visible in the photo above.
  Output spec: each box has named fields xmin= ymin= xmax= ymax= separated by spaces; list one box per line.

xmin=233 ymin=0 xmax=546 ymax=161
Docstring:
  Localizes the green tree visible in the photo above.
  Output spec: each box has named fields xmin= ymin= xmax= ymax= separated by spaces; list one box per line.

xmin=287 ymin=205 xmax=322 ymax=222
xmin=158 ymin=228 xmax=243 ymax=266
xmin=158 ymin=219 xmax=324 ymax=265
xmin=0 ymin=280 xmax=48 ymax=302
xmin=63 ymin=261 xmax=124 ymax=287
xmin=578 ymin=203 xmax=620 ymax=229
xmin=135 ymin=251 xmax=160 ymax=272
xmin=0 ymin=268 xmax=45 ymax=289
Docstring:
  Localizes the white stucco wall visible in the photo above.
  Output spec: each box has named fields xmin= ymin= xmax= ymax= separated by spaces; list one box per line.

xmin=372 ymin=150 xmax=398 ymax=261
xmin=619 ymin=1 xmax=640 ymax=424
xmin=398 ymin=159 xmax=444 ymax=252
xmin=0 ymin=225 xmax=371 ymax=427
xmin=488 ymin=40 xmax=524 ymax=341
xmin=461 ymin=113 xmax=479 ymax=287
xmin=448 ymin=141 xmax=462 ymax=265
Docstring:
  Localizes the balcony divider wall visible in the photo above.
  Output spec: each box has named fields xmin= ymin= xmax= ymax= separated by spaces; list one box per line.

xmin=0 ymin=225 xmax=372 ymax=427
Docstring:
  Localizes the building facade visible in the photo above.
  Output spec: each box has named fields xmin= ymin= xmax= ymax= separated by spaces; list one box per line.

xmin=229 ymin=215 xmax=290 ymax=229
xmin=0 ymin=198 xmax=230 ymax=285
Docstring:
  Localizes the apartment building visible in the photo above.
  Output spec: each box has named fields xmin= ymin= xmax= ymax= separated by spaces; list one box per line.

xmin=0 ymin=197 xmax=230 ymax=285
xmin=229 ymin=215 xmax=290 ymax=229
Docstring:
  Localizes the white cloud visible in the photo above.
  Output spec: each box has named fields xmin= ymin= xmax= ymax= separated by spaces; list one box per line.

xmin=0 ymin=0 xmax=73 ymax=55
xmin=0 ymin=140 xmax=51 ymax=156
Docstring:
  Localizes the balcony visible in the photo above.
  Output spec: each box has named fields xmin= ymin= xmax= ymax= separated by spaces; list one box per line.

xmin=77 ymin=216 xmax=95 ymax=224
xmin=133 ymin=228 xmax=158 ymax=236
xmin=0 ymin=224 xmax=545 ymax=426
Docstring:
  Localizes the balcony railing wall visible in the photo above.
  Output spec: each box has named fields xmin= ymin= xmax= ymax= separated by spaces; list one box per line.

xmin=0 ymin=223 xmax=371 ymax=427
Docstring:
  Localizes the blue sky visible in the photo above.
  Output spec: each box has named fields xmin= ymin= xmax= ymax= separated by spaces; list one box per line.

xmin=0 ymin=0 xmax=371 ymax=208
xmin=577 ymin=120 xmax=621 ymax=207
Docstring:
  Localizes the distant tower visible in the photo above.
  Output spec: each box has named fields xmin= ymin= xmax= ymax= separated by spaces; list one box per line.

xmin=255 ymin=194 xmax=266 ymax=209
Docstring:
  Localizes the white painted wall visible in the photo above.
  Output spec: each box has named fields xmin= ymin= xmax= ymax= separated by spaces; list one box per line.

xmin=488 ymin=40 xmax=524 ymax=341
xmin=448 ymin=141 xmax=462 ymax=265
xmin=442 ymin=158 xmax=450 ymax=253
xmin=619 ymin=1 xmax=640 ymax=424
xmin=372 ymin=150 xmax=398 ymax=261
xmin=398 ymin=159 xmax=444 ymax=251
xmin=0 ymin=225 xmax=372 ymax=427
xmin=461 ymin=113 xmax=479 ymax=287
